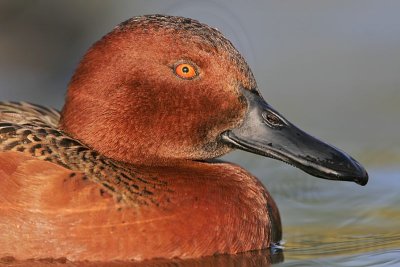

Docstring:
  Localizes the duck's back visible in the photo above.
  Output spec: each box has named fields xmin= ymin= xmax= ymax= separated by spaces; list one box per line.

xmin=0 ymin=101 xmax=66 ymax=163
xmin=0 ymin=101 xmax=88 ymax=165
xmin=0 ymin=102 xmax=162 ymax=204
xmin=0 ymin=101 xmax=60 ymax=125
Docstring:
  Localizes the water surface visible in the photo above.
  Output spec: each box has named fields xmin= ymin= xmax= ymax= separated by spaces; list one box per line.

xmin=271 ymin=166 xmax=400 ymax=266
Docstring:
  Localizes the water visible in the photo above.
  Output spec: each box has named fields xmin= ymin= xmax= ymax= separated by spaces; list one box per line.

xmin=272 ymin=166 xmax=400 ymax=266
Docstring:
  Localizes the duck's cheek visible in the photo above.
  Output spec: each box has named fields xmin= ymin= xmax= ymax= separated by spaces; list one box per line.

xmin=186 ymin=104 xmax=244 ymax=157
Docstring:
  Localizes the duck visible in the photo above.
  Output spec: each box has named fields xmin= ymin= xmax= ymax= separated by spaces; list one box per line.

xmin=0 ymin=14 xmax=368 ymax=262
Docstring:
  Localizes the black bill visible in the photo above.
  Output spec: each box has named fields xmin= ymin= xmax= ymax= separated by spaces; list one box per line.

xmin=221 ymin=87 xmax=368 ymax=186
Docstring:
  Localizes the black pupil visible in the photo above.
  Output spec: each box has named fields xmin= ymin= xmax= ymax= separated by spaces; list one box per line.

xmin=182 ymin=66 xmax=189 ymax=73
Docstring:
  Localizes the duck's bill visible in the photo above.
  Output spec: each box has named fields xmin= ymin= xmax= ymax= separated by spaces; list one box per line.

xmin=221 ymin=88 xmax=368 ymax=186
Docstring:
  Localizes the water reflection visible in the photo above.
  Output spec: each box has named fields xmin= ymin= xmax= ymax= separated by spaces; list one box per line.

xmin=277 ymin=249 xmax=400 ymax=267
xmin=0 ymin=249 xmax=284 ymax=267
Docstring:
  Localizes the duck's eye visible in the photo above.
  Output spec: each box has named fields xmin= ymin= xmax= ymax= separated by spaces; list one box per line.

xmin=174 ymin=63 xmax=197 ymax=79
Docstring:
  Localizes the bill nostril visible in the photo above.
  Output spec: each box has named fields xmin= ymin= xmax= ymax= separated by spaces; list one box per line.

xmin=262 ymin=110 xmax=286 ymax=128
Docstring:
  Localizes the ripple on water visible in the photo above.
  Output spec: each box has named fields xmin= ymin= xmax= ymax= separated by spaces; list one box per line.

xmin=270 ymin=166 xmax=400 ymax=266
xmin=276 ymin=249 xmax=400 ymax=267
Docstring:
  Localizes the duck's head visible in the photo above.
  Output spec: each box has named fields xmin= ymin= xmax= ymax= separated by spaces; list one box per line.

xmin=60 ymin=15 xmax=368 ymax=185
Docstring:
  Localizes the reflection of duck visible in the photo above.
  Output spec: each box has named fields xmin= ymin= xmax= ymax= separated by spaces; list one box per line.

xmin=0 ymin=15 xmax=368 ymax=261
xmin=0 ymin=248 xmax=283 ymax=266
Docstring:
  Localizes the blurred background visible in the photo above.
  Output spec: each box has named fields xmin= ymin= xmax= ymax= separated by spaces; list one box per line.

xmin=1 ymin=1 xmax=399 ymax=266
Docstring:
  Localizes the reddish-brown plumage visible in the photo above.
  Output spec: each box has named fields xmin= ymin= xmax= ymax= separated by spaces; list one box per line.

xmin=0 ymin=151 xmax=280 ymax=261
xmin=59 ymin=15 xmax=252 ymax=165
xmin=0 ymin=15 xmax=282 ymax=261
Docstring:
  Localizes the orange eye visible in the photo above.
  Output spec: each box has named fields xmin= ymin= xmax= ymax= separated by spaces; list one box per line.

xmin=174 ymin=63 xmax=197 ymax=79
